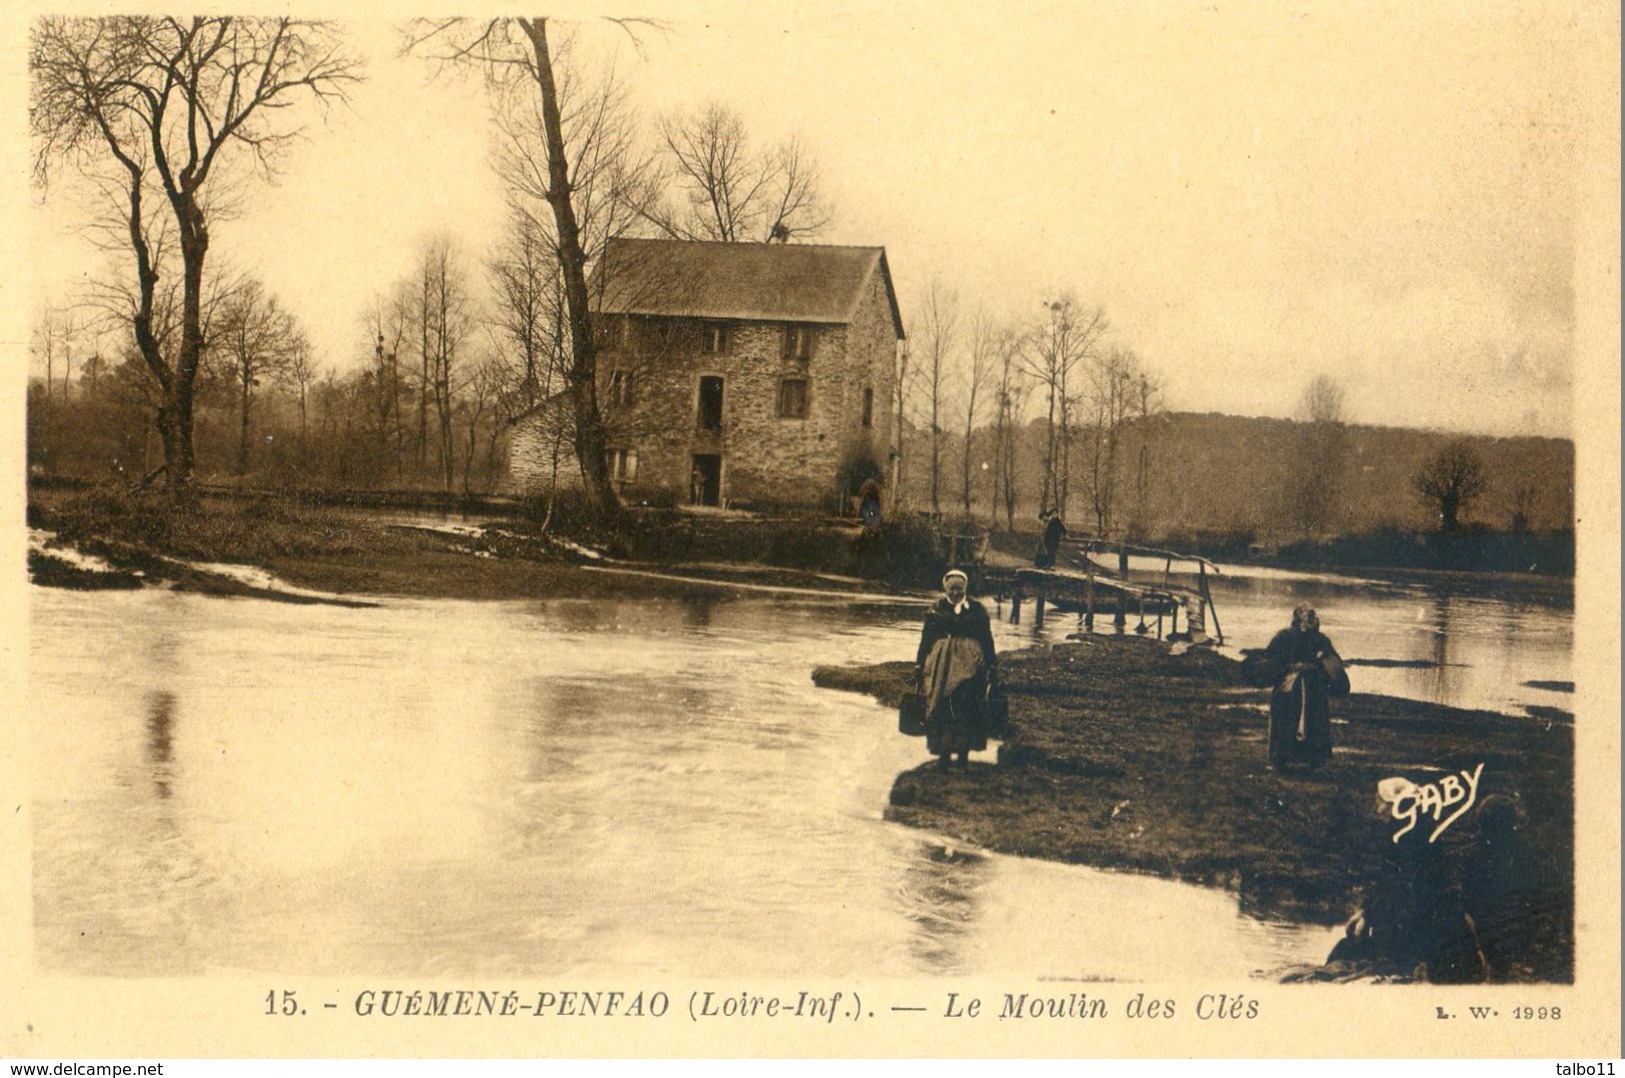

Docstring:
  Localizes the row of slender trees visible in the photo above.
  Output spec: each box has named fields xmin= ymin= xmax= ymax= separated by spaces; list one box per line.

xmin=27 ymin=281 xmax=1527 ymax=541
xmin=894 ymin=283 xmax=1169 ymax=539
xmin=30 ymin=16 xmax=835 ymax=513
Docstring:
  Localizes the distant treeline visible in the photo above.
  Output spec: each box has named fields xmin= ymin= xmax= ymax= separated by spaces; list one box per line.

xmin=891 ymin=410 xmax=1573 ymax=544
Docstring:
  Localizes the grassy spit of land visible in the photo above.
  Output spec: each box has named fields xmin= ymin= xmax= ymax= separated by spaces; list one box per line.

xmin=813 ymin=635 xmax=1573 ymax=982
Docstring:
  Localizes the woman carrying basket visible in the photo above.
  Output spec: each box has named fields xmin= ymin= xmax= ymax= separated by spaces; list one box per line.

xmin=1245 ymin=604 xmax=1350 ymax=772
xmin=914 ymin=569 xmax=999 ymax=769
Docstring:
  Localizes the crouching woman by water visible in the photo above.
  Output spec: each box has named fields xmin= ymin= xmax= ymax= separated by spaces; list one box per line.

xmin=915 ymin=570 xmax=999 ymax=769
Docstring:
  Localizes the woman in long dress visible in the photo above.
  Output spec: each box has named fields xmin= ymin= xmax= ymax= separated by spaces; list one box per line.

xmin=914 ymin=569 xmax=999 ymax=769
xmin=1245 ymin=604 xmax=1349 ymax=771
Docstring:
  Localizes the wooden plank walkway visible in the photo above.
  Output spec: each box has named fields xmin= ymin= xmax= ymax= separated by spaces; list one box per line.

xmin=968 ymin=538 xmax=1224 ymax=643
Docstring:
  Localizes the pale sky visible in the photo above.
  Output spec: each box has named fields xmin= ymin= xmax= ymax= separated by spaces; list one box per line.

xmin=25 ymin=2 xmax=1618 ymax=439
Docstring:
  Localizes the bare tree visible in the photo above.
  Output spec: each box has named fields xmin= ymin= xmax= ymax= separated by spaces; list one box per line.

xmin=1082 ymin=346 xmax=1140 ymax=538
xmin=412 ymin=237 xmax=477 ymax=492
xmin=460 ymin=354 xmax=509 ymax=494
xmin=1302 ymin=372 xmax=1346 ymax=424
xmin=958 ymin=311 xmax=996 ymax=516
xmin=890 ymin=339 xmax=919 ymax=507
xmin=413 ymin=254 xmax=433 ymax=473
xmin=1021 ymin=296 xmax=1106 ymax=518
xmin=30 ymin=305 xmax=86 ymax=404
xmin=79 ymin=242 xmax=237 ymax=485
xmin=362 ymin=287 xmax=411 ymax=477
xmin=1413 ymin=439 xmax=1490 ymax=532
xmin=81 ymin=350 xmax=105 ymax=398
xmin=30 ymin=307 xmax=59 ymax=403
xmin=284 ymin=335 xmax=319 ymax=454
xmin=216 ymin=277 xmax=302 ymax=475
xmin=911 ymin=280 xmax=958 ymax=517
xmin=313 ymin=368 xmax=369 ymax=485
xmin=1127 ymin=370 xmax=1165 ymax=541
xmin=1509 ymin=480 xmax=1540 ymax=534
xmin=642 ymin=102 xmax=830 ymax=242
xmin=1291 ymin=373 xmax=1348 ymax=537
xmin=31 ymin=17 xmax=362 ymax=500
xmin=406 ymin=16 xmax=664 ymax=516
xmin=990 ymin=325 xmax=1028 ymax=530
xmin=487 ymin=208 xmax=561 ymax=410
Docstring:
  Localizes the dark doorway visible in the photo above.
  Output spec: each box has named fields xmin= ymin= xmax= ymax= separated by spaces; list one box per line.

xmin=691 ymin=454 xmax=722 ymax=506
xmin=697 ymin=376 xmax=724 ymax=431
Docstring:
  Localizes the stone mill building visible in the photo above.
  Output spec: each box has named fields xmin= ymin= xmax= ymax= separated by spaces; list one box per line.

xmin=509 ymin=238 xmax=906 ymax=512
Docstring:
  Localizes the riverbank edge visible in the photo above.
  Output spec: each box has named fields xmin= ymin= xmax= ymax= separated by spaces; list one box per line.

xmin=26 ymin=523 xmax=935 ymax=607
xmin=27 ymin=519 xmax=1571 ymax=617
xmin=812 ymin=635 xmax=1575 ymax=983
xmin=27 ymin=485 xmax=1573 ymax=605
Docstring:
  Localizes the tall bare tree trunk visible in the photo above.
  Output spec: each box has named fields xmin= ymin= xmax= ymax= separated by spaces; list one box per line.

xmin=169 ymin=199 xmax=208 ymax=501
xmin=238 ymin=368 xmax=252 ymax=475
xmin=392 ymin=354 xmax=405 ymax=479
xmin=418 ymin=269 xmax=431 ymax=477
xmin=518 ymin=17 xmax=619 ymax=517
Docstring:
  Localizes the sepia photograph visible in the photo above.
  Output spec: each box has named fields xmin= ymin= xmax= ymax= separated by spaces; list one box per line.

xmin=7 ymin=2 xmax=1620 ymax=1062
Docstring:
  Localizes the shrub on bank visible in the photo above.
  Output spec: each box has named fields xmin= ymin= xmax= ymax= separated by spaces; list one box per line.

xmin=511 ymin=500 xmax=948 ymax=586
xmin=850 ymin=516 xmax=945 ymax=589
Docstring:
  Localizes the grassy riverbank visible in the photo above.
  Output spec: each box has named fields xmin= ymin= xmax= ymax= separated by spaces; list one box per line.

xmin=29 ymin=484 xmax=1573 ymax=607
xmin=813 ymin=634 xmax=1574 ymax=983
xmin=26 ymin=487 xmax=931 ymax=603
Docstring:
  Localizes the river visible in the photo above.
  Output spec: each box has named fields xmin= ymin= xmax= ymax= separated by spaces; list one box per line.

xmin=28 ymin=562 xmax=1569 ymax=981
xmin=1064 ymin=555 xmax=1573 ymax=717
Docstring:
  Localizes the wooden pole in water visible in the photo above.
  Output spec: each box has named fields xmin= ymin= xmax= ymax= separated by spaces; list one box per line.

xmin=1034 ymin=590 xmax=1046 ymax=629
xmin=1011 ymin=590 xmax=1023 ymax=624
xmin=1085 ymin=570 xmax=1095 ymax=632
xmin=1115 ymin=546 xmax=1129 ymax=629
xmin=1199 ymin=563 xmax=1224 ymax=645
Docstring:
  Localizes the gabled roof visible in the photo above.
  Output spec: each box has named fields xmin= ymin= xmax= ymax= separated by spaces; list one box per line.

xmin=505 ymin=387 xmax=572 ymax=427
xmin=592 ymin=238 xmax=905 ymax=339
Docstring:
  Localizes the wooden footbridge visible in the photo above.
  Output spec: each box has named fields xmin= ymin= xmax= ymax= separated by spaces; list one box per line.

xmin=938 ymin=531 xmax=1225 ymax=644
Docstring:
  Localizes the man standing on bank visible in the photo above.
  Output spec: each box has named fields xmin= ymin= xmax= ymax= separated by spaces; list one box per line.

xmin=1034 ymin=508 xmax=1066 ymax=568
xmin=915 ymin=569 xmax=999 ymax=769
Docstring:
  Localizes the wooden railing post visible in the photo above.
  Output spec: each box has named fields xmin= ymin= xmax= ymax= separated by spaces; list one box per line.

xmin=1085 ymin=571 xmax=1095 ymax=633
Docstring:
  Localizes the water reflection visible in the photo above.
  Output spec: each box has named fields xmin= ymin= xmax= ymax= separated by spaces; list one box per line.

xmin=679 ymin=598 xmax=719 ymax=630
xmin=1428 ymin=590 xmax=1456 ymax=706
xmin=145 ymin=691 xmax=175 ymax=800
xmin=1184 ymin=570 xmax=1572 ymax=716
xmin=898 ymin=843 xmax=989 ymax=975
